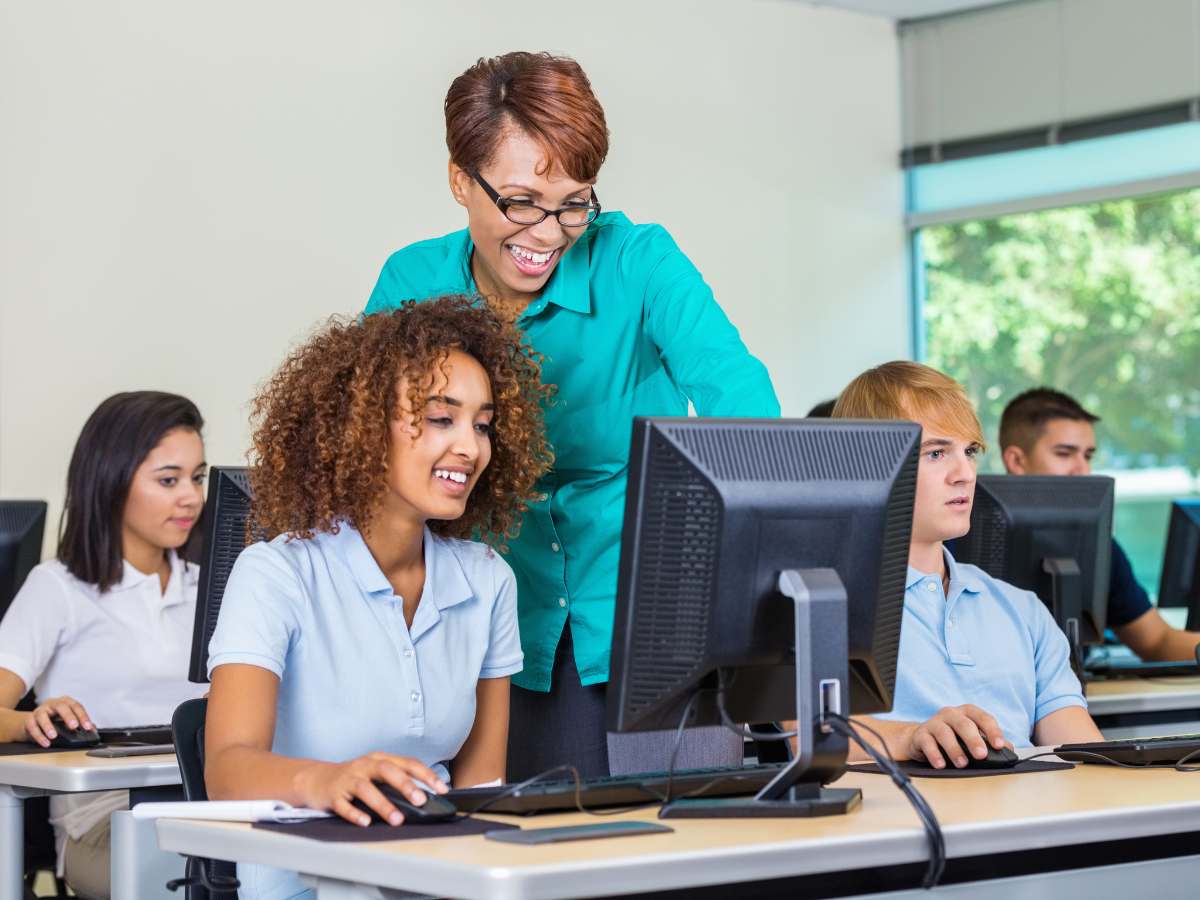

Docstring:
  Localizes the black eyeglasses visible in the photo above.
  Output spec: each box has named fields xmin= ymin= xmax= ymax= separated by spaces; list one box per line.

xmin=470 ymin=170 xmax=601 ymax=227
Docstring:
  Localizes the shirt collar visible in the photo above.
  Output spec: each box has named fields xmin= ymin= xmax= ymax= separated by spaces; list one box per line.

xmin=333 ymin=521 xmax=475 ymax=611
xmin=905 ymin=545 xmax=984 ymax=596
xmin=442 ymin=227 xmax=592 ymax=318
xmin=109 ymin=551 xmax=193 ymax=606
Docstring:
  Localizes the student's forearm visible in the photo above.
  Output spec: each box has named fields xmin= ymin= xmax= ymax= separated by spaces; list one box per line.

xmin=846 ymin=717 xmax=918 ymax=761
xmin=0 ymin=708 xmax=30 ymax=743
xmin=1147 ymin=628 xmax=1200 ymax=662
xmin=205 ymin=744 xmax=335 ymax=807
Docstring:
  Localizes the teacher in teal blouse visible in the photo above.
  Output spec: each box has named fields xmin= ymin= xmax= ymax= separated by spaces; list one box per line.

xmin=366 ymin=51 xmax=779 ymax=781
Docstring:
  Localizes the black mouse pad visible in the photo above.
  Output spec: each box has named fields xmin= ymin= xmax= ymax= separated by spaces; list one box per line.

xmin=0 ymin=742 xmax=84 ymax=757
xmin=253 ymin=815 xmax=519 ymax=843
xmin=848 ymin=759 xmax=1073 ymax=778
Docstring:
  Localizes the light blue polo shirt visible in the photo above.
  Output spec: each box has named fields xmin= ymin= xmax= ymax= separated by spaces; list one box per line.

xmin=207 ymin=522 xmax=521 ymax=900
xmin=876 ymin=548 xmax=1085 ymax=748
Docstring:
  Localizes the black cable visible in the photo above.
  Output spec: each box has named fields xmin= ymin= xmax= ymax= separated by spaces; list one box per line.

xmin=1025 ymin=747 xmax=1200 ymax=773
xmin=827 ymin=713 xmax=947 ymax=890
xmin=715 ymin=669 xmax=798 ymax=741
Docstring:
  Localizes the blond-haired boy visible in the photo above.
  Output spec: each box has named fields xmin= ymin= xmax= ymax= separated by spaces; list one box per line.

xmin=836 ymin=362 xmax=1102 ymax=767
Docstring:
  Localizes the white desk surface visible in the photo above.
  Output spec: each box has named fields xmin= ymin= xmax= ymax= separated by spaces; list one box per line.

xmin=156 ymin=763 xmax=1200 ymax=900
xmin=0 ymin=748 xmax=180 ymax=793
xmin=1087 ymin=676 xmax=1200 ymax=716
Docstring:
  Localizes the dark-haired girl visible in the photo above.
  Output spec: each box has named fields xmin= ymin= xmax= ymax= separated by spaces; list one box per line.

xmin=0 ymin=391 xmax=209 ymax=899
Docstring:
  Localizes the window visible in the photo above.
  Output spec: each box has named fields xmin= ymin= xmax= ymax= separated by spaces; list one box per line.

xmin=919 ymin=188 xmax=1200 ymax=602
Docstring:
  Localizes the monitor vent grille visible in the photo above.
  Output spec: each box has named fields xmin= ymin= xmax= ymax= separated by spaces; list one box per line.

xmin=625 ymin=438 xmax=719 ymax=719
xmin=668 ymin=425 xmax=913 ymax=482
xmin=965 ymin=490 xmax=1011 ymax=581
xmin=871 ymin=448 xmax=918 ymax=704
xmin=0 ymin=501 xmax=45 ymax=535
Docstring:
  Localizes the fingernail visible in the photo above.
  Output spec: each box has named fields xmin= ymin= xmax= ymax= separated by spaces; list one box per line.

xmin=359 ymin=816 xmax=370 ymax=827
xmin=68 ymin=720 xmax=78 ymax=728
xmin=436 ymin=782 xmax=449 ymax=793
xmin=956 ymin=756 xmax=967 ymax=767
xmin=47 ymin=730 xmax=56 ymax=739
xmin=411 ymin=792 xmax=426 ymax=806
xmin=388 ymin=812 xmax=402 ymax=826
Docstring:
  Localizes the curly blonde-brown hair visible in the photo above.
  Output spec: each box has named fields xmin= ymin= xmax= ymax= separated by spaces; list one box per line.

xmin=249 ymin=296 xmax=553 ymax=546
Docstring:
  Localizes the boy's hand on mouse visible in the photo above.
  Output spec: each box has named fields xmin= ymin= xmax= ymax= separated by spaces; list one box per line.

xmin=25 ymin=696 xmax=95 ymax=747
xmin=907 ymin=705 xmax=1009 ymax=769
xmin=296 ymin=752 xmax=448 ymax=827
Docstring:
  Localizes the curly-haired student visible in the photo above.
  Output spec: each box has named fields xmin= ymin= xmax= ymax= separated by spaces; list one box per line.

xmin=203 ymin=296 xmax=552 ymax=900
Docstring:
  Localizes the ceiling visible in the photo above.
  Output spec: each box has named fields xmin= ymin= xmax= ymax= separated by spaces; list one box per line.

xmin=803 ymin=0 xmax=1016 ymax=22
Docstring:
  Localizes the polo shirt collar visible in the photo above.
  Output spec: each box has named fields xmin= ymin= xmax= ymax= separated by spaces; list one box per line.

xmin=110 ymin=551 xmax=192 ymax=607
xmin=904 ymin=545 xmax=984 ymax=596
xmin=333 ymin=521 xmax=476 ymax=612
xmin=943 ymin=546 xmax=984 ymax=596
xmin=444 ymin=228 xmax=592 ymax=317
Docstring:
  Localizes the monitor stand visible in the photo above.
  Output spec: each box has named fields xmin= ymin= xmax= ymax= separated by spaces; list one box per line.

xmin=1042 ymin=558 xmax=1085 ymax=687
xmin=660 ymin=568 xmax=862 ymax=819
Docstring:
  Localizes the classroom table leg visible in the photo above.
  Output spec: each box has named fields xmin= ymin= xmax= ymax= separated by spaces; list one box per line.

xmin=0 ymin=785 xmax=24 ymax=900
xmin=110 ymin=810 xmax=185 ymax=900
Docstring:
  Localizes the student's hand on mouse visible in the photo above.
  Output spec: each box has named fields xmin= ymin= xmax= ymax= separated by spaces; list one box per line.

xmin=25 ymin=696 xmax=95 ymax=747
xmin=908 ymin=704 xmax=1009 ymax=769
xmin=297 ymin=752 xmax=449 ymax=827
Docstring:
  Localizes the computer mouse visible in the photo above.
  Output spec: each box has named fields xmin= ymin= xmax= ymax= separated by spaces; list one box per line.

xmin=956 ymin=734 xmax=1019 ymax=769
xmin=47 ymin=718 xmax=101 ymax=749
xmin=350 ymin=781 xmax=458 ymax=825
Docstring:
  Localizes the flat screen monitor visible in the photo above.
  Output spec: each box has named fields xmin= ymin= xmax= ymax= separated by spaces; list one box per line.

xmin=606 ymin=418 xmax=919 ymax=817
xmin=0 ymin=501 xmax=47 ymax=622
xmin=1157 ymin=499 xmax=1200 ymax=631
xmin=189 ymin=468 xmax=257 ymax=683
xmin=956 ymin=474 xmax=1113 ymax=666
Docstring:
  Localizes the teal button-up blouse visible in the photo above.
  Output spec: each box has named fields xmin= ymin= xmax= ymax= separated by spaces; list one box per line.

xmin=366 ymin=212 xmax=780 ymax=691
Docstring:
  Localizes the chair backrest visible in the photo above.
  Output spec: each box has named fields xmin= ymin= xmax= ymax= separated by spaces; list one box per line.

xmin=172 ymin=697 xmax=209 ymax=801
xmin=170 ymin=697 xmax=239 ymax=898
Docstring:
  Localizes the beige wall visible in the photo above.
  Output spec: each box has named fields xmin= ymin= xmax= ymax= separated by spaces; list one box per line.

xmin=0 ymin=0 xmax=907 ymax=557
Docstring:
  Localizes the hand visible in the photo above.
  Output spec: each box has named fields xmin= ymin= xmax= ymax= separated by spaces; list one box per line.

xmin=25 ymin=696 xmax=95 ymax=748
xmin=906 ymin=704 xmax=1009 ymax=769
xmin=296 ymin=752 xmax=449 ymax=827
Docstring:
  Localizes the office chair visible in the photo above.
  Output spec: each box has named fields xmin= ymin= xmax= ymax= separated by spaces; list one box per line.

xmin=167 ymin=699 xmax=238 ymax=899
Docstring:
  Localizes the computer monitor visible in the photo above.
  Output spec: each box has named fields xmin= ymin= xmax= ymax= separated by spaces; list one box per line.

xmin=955 ymin=475 xmax=1113 ymax=672
xmin=189 ymin=467 xmax=257 ymax=683
xmin=1157 ymin=499 xmax=1200 ymax=631
xmin=0 ymin=500 xmax=47 ymax=622
xmin=607 ymin=417 xmax=920 ymax=818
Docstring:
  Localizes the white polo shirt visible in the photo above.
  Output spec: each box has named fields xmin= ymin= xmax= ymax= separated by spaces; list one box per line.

xmin=0 ymin=552 xmax=207 ymax=867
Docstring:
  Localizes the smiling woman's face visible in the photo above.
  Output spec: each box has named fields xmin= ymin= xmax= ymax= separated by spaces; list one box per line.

xmin=450 ymin=128 xmax=596 ymax=305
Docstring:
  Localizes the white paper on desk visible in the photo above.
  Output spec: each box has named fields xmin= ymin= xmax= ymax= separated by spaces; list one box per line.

xmin=131 ymin=800 xmax=333 ymax=823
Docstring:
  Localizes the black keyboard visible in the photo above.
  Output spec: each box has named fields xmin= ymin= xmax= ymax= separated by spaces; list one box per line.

xmin=447 ymin=763 xmax=786 ymax=814
xmin=1084 ymin=659 xmax=1200 ymax=680
xmin=97 ymin=725 xmax=174 ymax=746
xmin=1055 ymin=734 xmax=1200 ymax=767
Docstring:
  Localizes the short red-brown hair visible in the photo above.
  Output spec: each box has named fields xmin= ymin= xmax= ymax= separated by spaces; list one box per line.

xmin=445 ymin=52 xmax=609 ymax=182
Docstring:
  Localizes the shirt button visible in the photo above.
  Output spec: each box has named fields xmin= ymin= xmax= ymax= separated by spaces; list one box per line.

xmin=551 ymin=542 xmax=560 ymax=553
xmin=926 ymin=582 xmax=938 ymax=592
xmin=411 ymin=691 xmax=420 ymax=702
xmin=558 ymin=597 xmax=567 ymax=608
xmin=403 ymin=649 xmax=413 ymax=658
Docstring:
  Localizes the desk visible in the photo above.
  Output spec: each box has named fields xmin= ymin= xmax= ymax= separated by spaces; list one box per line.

xmin=0 ymin=748 xmax=181 ymax=900
xmin=156 ymin=763 xmax=1200 ymax=900
xmin=1088 ymin=677 xmax=1200 ymax=738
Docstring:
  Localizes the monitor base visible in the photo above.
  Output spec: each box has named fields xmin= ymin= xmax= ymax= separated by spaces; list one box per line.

xmin=659 ymin=786 xmax=862 ymax=819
